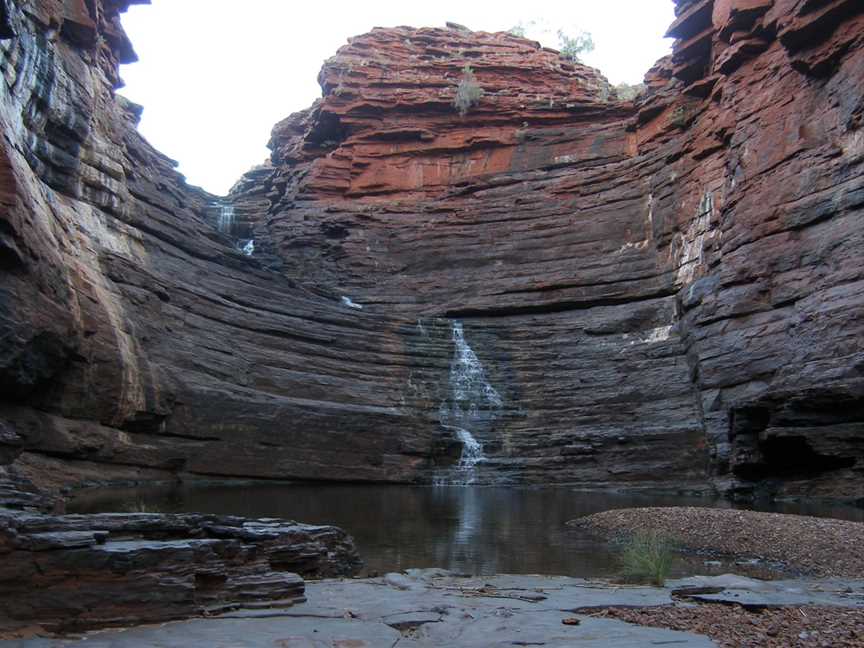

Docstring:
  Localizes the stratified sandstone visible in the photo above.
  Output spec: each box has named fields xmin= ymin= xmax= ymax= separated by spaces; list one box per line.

xmin=0 ymin=508 xmax=361 ymax=633
xmin=0 ymin=0 xmax=861 ymax=501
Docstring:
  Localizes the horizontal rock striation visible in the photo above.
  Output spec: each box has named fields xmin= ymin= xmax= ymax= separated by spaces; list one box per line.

xmin=0 ymin=0 xmax=450 ymax=492
xmin=657 ymin=0 xmax=864 ymax=499
xmin=230 ymin=0 xmax=864 ymax=498
xmin=0 ymin=0 xmax=861 ymax=502
xmin=0 ymin=507 xmax=361 ymax=633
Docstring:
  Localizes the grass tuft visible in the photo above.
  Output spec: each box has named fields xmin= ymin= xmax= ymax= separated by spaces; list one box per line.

xmin=619 ymin=530 xmax=674 ymax=586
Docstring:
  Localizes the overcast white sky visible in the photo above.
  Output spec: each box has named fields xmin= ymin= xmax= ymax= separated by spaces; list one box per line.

xmin=118 ymin=0 xmax=675 ymax=195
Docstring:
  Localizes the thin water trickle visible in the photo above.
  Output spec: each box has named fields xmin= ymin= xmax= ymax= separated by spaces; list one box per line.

xmin=454 ymin=428 xmax=484 ymax=485
xmin=456 ymin=429 xmax=484 ymax=469
xmin=437 ymin=321 xmax=502 ymax=485
xmin=449 ymin=321 xmax=503 ymax=414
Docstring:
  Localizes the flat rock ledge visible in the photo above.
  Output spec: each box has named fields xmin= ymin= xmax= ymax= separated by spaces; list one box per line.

xmin=0 ymin=508 xmax=361 ymax=634
xmin=6 ymin=571 xmax=864 ymax=647
xmin=571 ymin=507 xmax=864 ymax=577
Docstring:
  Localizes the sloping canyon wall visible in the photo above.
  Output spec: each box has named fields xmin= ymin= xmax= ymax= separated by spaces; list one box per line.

xmin=0 ymin=0 xmax=862 ymax=502
xmin=0 ymin=0 xmax=438 ymax=500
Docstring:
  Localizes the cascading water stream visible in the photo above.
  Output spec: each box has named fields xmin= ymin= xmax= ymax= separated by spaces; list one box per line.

xmin=437 ymin=321 xmax=502 ymax=485
xmin=212 ymin=201 xmax=256 ymax=257
xmin=456 ymin=428 xmax=484 ymax=471
xmin=216 ymin=203 xmax=235 ymax=235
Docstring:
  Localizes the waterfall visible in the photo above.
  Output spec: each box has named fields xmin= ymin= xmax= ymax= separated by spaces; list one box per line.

xmin=341 ymin=296 xmax=363 ymax=310
xmin=456 ymin=428 xmax=484 ymax=470
xmin=449 ymin=322 xmax=503 ymax=418
xmin=437 ymin=321 xmax=502 ymax=485
xmin=212 ymin=201 xmax=252 ymax=256
xmin=216 ymin=203 xmax=235 ymax=234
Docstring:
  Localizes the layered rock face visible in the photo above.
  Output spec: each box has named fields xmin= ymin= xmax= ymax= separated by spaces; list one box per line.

xmin=0 ymin=510 xmax=360 ymax=633
xmin=233 ymin=1 xmax=864 ymax=498
xmin=0 ymin=0 xmax=861 ymax=500
xmin=0 ymin=0 xmax=445 ymax=496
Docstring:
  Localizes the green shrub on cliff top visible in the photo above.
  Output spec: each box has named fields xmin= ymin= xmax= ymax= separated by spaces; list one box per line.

xmin=506 ymin=21 xmax=594 ymax=63
xmin=557 ymin=29 xmax=594 ymax=63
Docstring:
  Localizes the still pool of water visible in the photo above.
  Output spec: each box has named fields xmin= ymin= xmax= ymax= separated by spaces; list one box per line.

xmin=68 ymin=483 xmax=863 ymax=579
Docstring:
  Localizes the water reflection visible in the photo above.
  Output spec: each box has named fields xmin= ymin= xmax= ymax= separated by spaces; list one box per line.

xmin=69 ymin=483 xmax=863 ymax=578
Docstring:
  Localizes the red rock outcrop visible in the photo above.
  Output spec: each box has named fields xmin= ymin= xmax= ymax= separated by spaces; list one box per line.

xmin=271 ymin=27 xmax=620 ymax=201
xmin=0 ymin=0 xmax=861 ymax=502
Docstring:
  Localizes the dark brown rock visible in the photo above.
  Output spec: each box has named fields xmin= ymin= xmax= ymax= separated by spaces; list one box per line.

xmin=0 ymin=507 xmax=361 ymax=633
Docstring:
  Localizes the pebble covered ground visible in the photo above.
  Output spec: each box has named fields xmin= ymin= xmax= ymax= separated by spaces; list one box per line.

xmin=573 ymin=507 xmax=864 ymax=577
xmin=586 ymin=604 xmax=864 ymax=648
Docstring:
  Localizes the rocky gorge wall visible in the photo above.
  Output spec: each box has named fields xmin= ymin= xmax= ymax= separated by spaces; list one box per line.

xmin=0 ymin=0 xmax=446 ymax=501
xmin=0 ymin=0 xmax=862 ymax=502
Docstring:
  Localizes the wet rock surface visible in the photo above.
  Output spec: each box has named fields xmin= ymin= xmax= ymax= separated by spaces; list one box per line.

xmin=8 ymin=571 xmax=864 ymax=647
xmin=669 ymin=573 xmax=864 ymax=608
xmin=3 ymin=571 xmax=717 ymax=646
xmin=0 ymin=507 xmax=361 ymax=634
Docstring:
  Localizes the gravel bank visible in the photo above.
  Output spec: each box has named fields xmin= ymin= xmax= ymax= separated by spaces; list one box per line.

xmin=572 ymin=507 xmax=864 ymax=577
xmin=587 ymin=605 xmax=864 ymax=648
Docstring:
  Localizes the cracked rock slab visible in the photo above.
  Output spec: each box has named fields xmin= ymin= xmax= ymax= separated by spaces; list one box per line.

xmin=4 ymin=572 xmax=718 ymax=647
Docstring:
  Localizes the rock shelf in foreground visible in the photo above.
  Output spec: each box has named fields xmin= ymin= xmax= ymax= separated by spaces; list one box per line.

xmin=7 ymin=571 xmax=864 ymax=646
xmin=0 ymin=508 xmax=361 ymax=634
